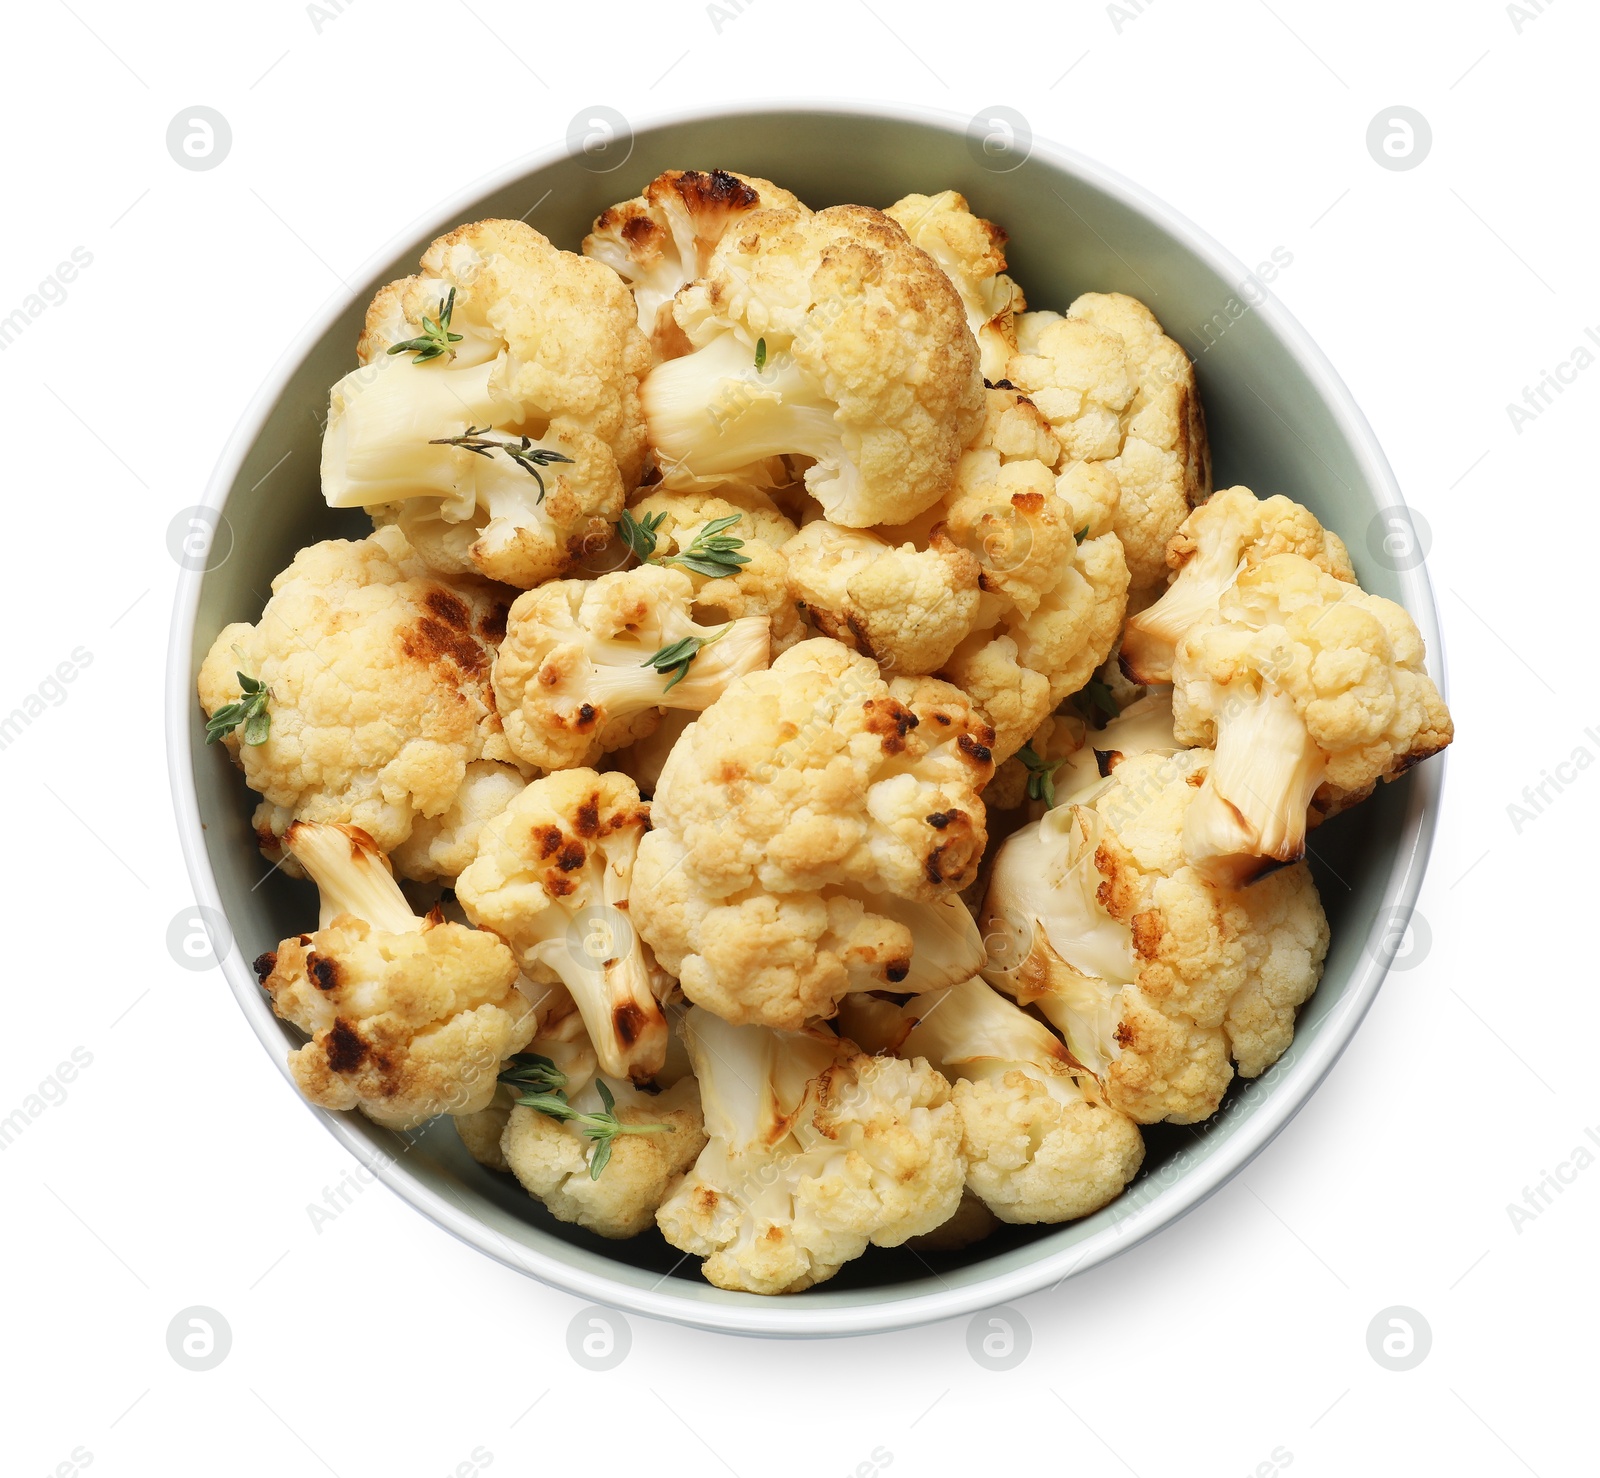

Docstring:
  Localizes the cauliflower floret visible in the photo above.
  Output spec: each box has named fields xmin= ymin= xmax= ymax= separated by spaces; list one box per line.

xmin=784 ymin=520 xmax=980 ymax=675
xmin=904 ymin=1189 xmax=1000 ymax=1252
xmin=626 ymin=488 xmax=805 ymax=654
xmin=943 ymin=528 xmax=1130 ymax=762
xmin=655 ymin=1008 xmax=964 ymax=1293
xmin=198 ymin=526 xmax=524 ymax=862
xmin=255 ymin=822 xmax=532 ymax=1129
xmin=388 ymin=759 xmax=527 ymax=884
xmin=979 ymin=752 xmax=1329 ymax=1123
xmin=455 ymin=769 xmax=670 ymax=1082
xmin=1173 ymin=553 xmax=1453 ymax=884
xmin=631 ymin=641 xmax=995 ymax=1027
xmin=1123 ymin=486 xmax=1355 ymax=683
xmin=321 ymin=219 xmax=650 ymax=588
xmin=1009 ymin=294 xmax=1210 ymax=591
xmin=491 ymin=564 xmax=770 ymax=772
xmin=642 ymin=639 xmax=994 ymax=901
xmin=1053 ymin=688 xmax=1179 ymax=801
xmin=454 ymin=991 xmax=598 ymax=1172
xmin=885 ymin=190 xmax=1026 ymax=382
xmin=643 ymin=205 xmax=986 ymax=526
xmin=839 ymin=978 xmax=1144 ymax=1225
xmin=609 ymin=708 xmax=695 ymax=798
xmin=583 ymin=169 xmax=807 ymax=359
xmin=501 ymin=1073 xmax=707 ymax=1239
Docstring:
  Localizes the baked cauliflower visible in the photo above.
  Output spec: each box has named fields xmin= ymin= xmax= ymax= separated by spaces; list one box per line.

xmin=980 ymin=751 xmax=1330 ymax=1122
xmin=454 ymin=987 xmax=597 ymax=1172
xmin=491 ymin=563 xmax=770 ymax=772
xmin=642 ymin=204 xmax=986 ymax=526
xmin=885 ymin=190 xmax=1025 ymax=382
xmin=502 ymin=1072 xmax=706 ymax=1239
xmin=783 ymin=519 xmax=981 ymax=675
xmin=1122 ymin=486 xmax=1355 ymax=684
xmin=583 ymin=168 xmax=806 ymax=358
xmin=1009 ymin=293 xmax=1210 ymax=591
xmin=839 ymin=977 xmax=1145 ymax=1225
xmin=322 ymin=219 xmax=650 ymax=588
xmin=388 ymin=759 xmax=527 ymax=885
xmin=255 ymin=822 xmax=532 ymax=1129
xmin=942 ymin=522 xmax=1130 ymax=763
xmin=1053 ymin=688 xmax=1179 ymax=801
xmin=655 ymin=1007 xmax=964 ymax=1293
xmin=455 ymin=769 xmax=670 ymax=1082
xmin=625 ymin=487 xmax=805 ymax=653
xmin=1171 ymin=552 xmax=1452 ymax=884
xmin=631 ymin=640 xmax=996 ymax=1027
xmin=198 ymin=526 xmax=525 ymax=866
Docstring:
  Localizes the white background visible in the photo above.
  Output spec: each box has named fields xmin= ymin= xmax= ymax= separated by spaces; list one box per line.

xmin=0 ymin=0 xmax=1588 ymax=1473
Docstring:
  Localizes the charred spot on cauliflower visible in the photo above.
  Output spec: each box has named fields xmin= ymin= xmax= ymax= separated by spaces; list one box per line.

xmin=491 ymin=563 xmax=771 ymax=772
xmin=259 ymin=822 xmax=532 ymax=1129
xmin=197 ymin=526 xmax=525 ymax=865
xmin=584 ymin=169 xmax=807 ymax=359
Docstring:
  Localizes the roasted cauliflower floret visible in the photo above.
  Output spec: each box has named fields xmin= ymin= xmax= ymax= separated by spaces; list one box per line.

xmin=885 ymin=190 xmax=1026 ymax=382
xmin=642 ymin=205 xmax=986 ymax=526
xmin=491 ymin=564 xmax=770 ymax=772
xmin=784 ymin=519 xmax=980 ymax=675
xmin=626 ymin=488 xmax=804 ymax=654
xmin=255 ymin=822 xmax=532 ymax=1129
xmin=943 ymin=526 xmax=1130 ymax=763
xmin=198 ymin=526 xmax=522 ymax=863
xmin=583 ymin=169 xmax=806 ymax=358
xmin=502 ymin=1073 xmax=706 ymax=1239
xmin=641 ymin=639 xmax=994 ymax=900
xmin=1009 ymin=294 xmax=1209 ymax=591
xmin=454 ymin=991 xmax=598 ymax=1173
xmin=630 ymin=640 xmax=996 ymax=1027
xmin=388 ymin=759 xmax=527 ymax=884
xmin=655 ymin=1008 xmax=964 ymax=1293
xmin=1123 ymin=486 xmax=1355 ymax=683
xmin=1172 ymin=553 xmax=1453 ymax=884
xmin=980 ymin=752 xmax=1329 ymax=1122
xmin=455 ymin=769 xmax=670 ymax=1082
xmin=840 ymin=978 xmax=1144 ymax=1225
xmin=321 ymin=219 xmax=650 ymax=588
xmin=1053 ymin=688 xmax=1179 ymax=801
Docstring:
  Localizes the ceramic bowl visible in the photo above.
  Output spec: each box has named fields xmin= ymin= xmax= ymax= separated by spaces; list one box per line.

xmin=167 ymin=101 xmax=1445 ymax=1337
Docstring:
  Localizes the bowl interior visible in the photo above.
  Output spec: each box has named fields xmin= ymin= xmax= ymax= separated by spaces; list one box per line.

xmin=178 ymin=106 xmax=1438 ymax=1332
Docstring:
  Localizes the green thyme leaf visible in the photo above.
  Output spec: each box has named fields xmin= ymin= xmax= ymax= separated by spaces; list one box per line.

xmin=618 ymin=507 xmax=668 ymax=562
xmin=386 ymin=286 xmax=465 ymax=363
xmin=205 ymin=669 xmax=272 ymax=747
xmin=427 ymin=426 xmax=574 ymax=501
xmin=754 ymin=337 xmax=767 ymax=371
xmin=658 ymin=513 xmax=750 ymax=580
xmin=1070 ymin=677 xmax=1121 ymax=727
xmin=512 ymin=1075 xmax=672 ymax=1181
xmin=497 ymin=1053 xmax=569 ymax=1094
xmin=642 ymin=623 xmax=731 ymax=693
xmin=1017 ymin=742 xmax=1068 ymax=807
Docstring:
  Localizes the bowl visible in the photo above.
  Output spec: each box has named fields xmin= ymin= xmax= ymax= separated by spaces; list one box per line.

xmin=166 ymin=100 xmax=1446 ymax=1337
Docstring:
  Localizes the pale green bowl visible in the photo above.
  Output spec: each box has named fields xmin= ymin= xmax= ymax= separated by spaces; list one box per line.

xmin=166 ymin=101 xmax=1445 ymax=1337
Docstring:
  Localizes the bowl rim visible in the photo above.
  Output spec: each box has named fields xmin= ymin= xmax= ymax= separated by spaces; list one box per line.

xmin=166 ymin=96 xmax=1445 ymax=1338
